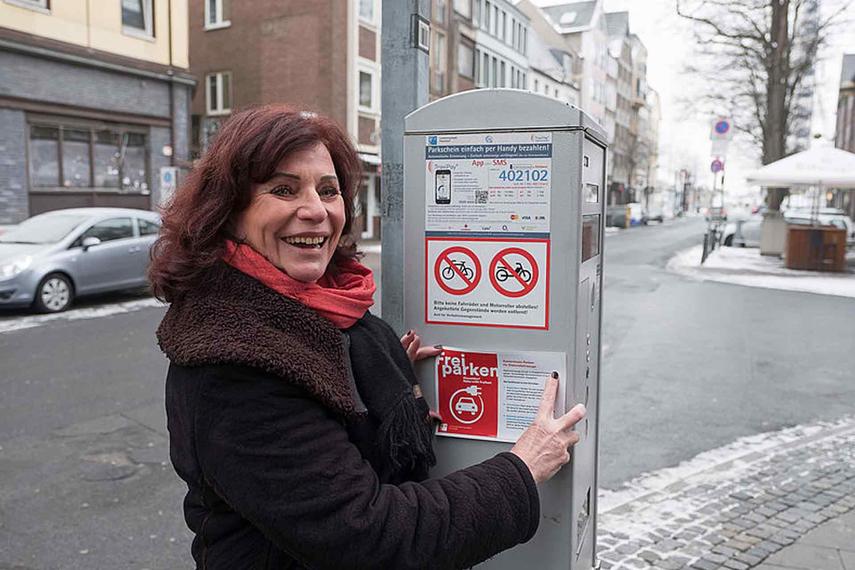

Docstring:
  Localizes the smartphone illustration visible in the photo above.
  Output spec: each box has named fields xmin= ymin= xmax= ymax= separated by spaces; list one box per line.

xmin=435 ymin=169 xmax=451 ymax=204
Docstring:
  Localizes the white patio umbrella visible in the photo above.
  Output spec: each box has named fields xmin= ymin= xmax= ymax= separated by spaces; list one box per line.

xmin=746 ymin=146 xmax=855 ymax=188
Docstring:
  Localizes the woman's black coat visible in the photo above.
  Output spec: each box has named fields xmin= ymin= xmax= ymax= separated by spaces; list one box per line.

xmin=158 ymin=264 xmax=540 ymax=569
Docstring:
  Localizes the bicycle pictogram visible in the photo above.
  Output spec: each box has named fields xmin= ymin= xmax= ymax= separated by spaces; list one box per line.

xmin=494 ymin=262 xmax=531 ymax=284
xmin=441 ymin=260 xmax=475 ymax=281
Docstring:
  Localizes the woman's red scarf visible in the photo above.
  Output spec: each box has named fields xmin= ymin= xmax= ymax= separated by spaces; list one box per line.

xmin=223 ymin=240 xmax=375 ymax=329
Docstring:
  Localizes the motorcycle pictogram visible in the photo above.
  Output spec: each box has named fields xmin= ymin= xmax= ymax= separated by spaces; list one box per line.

xmin=494 ymin=262 xmax=532 ymax=283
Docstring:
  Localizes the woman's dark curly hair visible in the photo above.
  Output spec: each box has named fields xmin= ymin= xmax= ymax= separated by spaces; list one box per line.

xmin=148 ymin=104 xmax=361 ymax=303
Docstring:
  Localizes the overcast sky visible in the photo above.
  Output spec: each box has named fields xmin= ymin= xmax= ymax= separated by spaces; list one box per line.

xmin=530 ymin=0 xmax=854 ymax=197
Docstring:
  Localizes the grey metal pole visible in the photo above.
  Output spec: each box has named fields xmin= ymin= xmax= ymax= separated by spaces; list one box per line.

xmin=380 ymin=0 xmax=430 ymax=333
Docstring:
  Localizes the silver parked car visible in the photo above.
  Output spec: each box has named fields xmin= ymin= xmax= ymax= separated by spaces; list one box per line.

xmin=0 ymin=208 xmax=161 ymax=313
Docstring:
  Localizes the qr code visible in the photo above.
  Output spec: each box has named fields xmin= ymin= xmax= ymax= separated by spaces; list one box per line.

xmin=475 ymin=190 xmax=488 ymax=204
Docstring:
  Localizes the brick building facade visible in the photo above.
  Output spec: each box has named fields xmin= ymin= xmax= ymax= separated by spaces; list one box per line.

xmin=189 ymin=0 xmax=382 ymax=239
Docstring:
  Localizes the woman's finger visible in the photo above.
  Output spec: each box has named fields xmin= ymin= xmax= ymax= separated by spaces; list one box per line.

xmin=536 ymin=373 xmax=560 ymax=420
xmin=414 ymin=345 xmax=443 ymax=361
xmin=406 ymin=334 xmax=422 ymax=362
xmin=400 ymin=330 xmax=415 ymax=350
xmin=557 ymin=403 xmax=587 ymax=431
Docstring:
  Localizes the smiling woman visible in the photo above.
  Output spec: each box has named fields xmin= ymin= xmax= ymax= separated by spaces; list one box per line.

xmin=149 ymin=105 xmax=584 ymax=570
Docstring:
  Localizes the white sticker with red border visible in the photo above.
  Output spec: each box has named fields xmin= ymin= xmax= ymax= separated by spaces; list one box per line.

xmin=434 ymin=347 xmax=566 ymax=443
xmin=426 ymin=237 xmax=549 ymax=329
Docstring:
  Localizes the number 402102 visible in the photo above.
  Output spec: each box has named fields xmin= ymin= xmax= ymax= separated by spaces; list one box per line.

xmin=497 ymin=168 xmax=549 ymax=182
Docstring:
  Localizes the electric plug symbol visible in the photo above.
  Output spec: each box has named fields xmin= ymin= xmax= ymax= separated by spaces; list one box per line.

xmin=464 ymin=386 xmax=480 ymax=396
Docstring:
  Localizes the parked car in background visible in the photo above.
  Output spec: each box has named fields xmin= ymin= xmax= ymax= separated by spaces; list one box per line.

xmin=0 ymin=208 xmax=161 ymax=313
xmin=723 ymin=217 xmax=763 ymax=247
xmin=642 ymin=204 xmax=665 ymax=224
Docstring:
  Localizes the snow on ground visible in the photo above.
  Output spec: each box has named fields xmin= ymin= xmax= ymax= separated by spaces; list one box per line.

xmin=667 ymin=244 xmax=855 ymax=299
xmin=0 ymin=297 xmax=164 ymax=334
xmin=598 ymin=415 xmax=855 ymax=516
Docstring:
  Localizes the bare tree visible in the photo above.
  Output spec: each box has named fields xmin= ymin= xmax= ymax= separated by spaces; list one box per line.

xmin=676 ymin=0 xmax=850 ymax=210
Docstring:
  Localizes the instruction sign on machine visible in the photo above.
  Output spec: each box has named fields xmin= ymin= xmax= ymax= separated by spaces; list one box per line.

xmin=425 ymin=132 xmax=551 ymax=329
xmin=403 ymin=89 xmax=607 ymax=569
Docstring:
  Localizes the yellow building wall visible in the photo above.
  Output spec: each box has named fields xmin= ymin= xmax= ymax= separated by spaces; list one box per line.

xmin=0 ymin=0 xmax=189 ymax=69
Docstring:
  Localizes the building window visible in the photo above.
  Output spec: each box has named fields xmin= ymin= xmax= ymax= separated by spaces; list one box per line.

xmin=433 ymin=0 xmax=446 ymax=25
xmin=482 ymin=51 xmax=489 ymax=86
xmin=533 ymin=78 xmax=539 ymax=91
xmin=28 ymin=122 xmax=149 ymax=192
xmin=491 ymin=56 xmax=498 ymax=88
xmin=29 ymin=126 xmax=60 ymax=187
xmin=359 ymin=0 xmax=375 ymax=24
xmin=94 ymin=130 xmax=121 ymax=187
xmin=457 ymin=42 xmax=474 ymax=79
xmin=453 ymin=0 xmax=470 ymax=18
xmin=483 ymin=1 xmax=491 ymax=31
xmin=431 ymin=31 xmax=446 ymax=93
xmin=62 ymin=129 xmax=91 ymax=187
xmin=4 ymin=0 xmax=50 ymax=11
xmin=205 ymin=0 xmax=230 ymax=29
xmin=358 ymin=64 xmax=378 ymax=112
xmin=206 ymin=72 xmax=232 ymax=115
xmin=499 ymin=61 xmax=506 ymax=88
xmin=122 ymin=0 xmax=154 ymax=37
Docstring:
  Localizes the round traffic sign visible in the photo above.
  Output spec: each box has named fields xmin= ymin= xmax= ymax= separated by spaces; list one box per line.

xmin=714 ymin=120 xmax=730 ymax=135
xmin=489 ymin=247 xmax=539 ymax=298
xmin=711 ymin=159 xmax=724 ymax=173
xmin=434 ymin=246 xmax=481 ymax=295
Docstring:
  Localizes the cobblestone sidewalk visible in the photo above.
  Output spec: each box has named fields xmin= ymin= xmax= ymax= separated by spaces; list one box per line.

xmin=598 ymin=416 xmax=855 ymax=569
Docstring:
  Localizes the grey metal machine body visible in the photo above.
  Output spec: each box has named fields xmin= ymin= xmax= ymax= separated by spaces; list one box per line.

xmin=402 ymin=89 xmax=607 ymax=569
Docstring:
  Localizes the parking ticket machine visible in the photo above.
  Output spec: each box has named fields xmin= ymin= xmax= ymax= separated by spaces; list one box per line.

xmin=402 ymin=90 xmax=607 ymax=569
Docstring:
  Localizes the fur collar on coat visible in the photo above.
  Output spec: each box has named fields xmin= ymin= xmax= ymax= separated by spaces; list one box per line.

xmin=156 ymin=263 xmax=358 ymax=417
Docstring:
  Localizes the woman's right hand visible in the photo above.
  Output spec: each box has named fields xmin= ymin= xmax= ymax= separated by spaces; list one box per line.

xmin=510 ymin=373 xmax=586 ymax=484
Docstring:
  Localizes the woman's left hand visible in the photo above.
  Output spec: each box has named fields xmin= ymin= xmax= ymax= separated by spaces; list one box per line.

xmin=400 ymin=330 xmax=442 ymax=363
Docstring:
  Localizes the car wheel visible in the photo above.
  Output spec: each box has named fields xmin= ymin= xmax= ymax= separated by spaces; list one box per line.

xmin=34 ymin=273 xmax=74 ymax=313
xmin=724 ymin=235 xmax=734 ymax=247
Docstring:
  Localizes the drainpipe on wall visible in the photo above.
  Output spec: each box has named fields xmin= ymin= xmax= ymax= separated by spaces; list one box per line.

xmin=167 ymin=0 xmax=175 ymax=167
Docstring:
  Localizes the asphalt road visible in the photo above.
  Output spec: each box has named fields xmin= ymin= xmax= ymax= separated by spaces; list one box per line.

xmin=1 ymin=217 xmax=854 ymax=568
xmin=599 ymin=217 xmax=855 ymax=489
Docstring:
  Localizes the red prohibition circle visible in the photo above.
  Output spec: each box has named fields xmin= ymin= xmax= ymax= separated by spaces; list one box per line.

xmin=434 ymin=246 xmax=482 ymax=295
xmin=489 ymin=247 xmax=539 ymax=298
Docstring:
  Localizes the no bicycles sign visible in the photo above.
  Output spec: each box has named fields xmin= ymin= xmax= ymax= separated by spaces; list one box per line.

xmin=434 ymin=246 xmax=482 ymax=295
xmin=425 ymin=237 xmax=550 ymax=330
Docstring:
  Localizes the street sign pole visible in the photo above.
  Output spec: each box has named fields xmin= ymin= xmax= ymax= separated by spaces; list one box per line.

xmin=381 ymin=0 xmax=430 ymax=333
